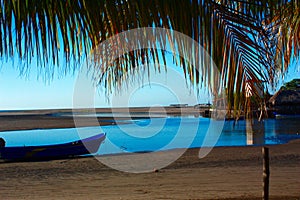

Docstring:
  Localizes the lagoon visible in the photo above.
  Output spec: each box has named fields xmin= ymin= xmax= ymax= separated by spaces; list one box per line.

xmin=0 ymin=117 xmax=300 ymax=155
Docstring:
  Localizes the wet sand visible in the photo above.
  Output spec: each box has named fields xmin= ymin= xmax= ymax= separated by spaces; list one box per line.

xmin=0 ymin=108 xmax=299 ymax=199
xmin=0 ymin=107 xmax=202 ymax=132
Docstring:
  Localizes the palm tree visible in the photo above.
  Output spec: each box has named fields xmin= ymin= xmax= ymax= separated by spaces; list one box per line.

xmin=0 ymin=0 xmax=299 ymax=116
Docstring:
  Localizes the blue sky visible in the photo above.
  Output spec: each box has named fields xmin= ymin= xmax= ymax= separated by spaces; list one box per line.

xmin=0 ymin=56 xmax=299 ymax=110
xmin=0 ymin=58 xmax=206 ymax=110
xmin=0 ymin=62 xmax=76 ymax=110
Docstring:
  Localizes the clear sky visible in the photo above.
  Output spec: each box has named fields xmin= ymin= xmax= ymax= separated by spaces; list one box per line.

xmin=0 ymin=55 xmax=299 ymax=110
xmin=0 ymin=57 xmax=208 ymax=110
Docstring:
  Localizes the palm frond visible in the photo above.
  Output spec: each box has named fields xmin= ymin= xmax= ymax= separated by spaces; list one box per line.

xmin=268 ymin=1 xmax=300 ymax=72
xmin=1 ymin=0 xmax=299 ymax=117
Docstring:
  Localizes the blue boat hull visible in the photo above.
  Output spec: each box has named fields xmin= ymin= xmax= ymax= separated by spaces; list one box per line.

xmin=0 ymin=133 xmax=106 ymax=161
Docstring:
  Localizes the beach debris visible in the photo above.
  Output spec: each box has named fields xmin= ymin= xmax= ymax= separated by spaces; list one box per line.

xmin=153 ymin=168 xmax=159 ymax=173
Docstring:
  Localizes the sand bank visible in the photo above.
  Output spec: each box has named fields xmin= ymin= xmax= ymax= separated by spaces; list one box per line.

xmin=0 ymin=107 xmax=202 ymax=132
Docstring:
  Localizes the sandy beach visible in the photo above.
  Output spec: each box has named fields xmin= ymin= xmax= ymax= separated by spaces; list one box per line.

xmin=0 ymin=109 xmax=299 ymax=199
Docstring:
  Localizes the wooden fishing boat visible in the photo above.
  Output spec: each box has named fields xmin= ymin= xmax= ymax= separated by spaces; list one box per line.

xmin=0 ymin=133 xmax=106 ymax=161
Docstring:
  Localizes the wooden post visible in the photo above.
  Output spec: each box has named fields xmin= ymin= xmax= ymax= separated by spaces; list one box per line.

xmin=262 ymin=147 xmax=270 ymax=200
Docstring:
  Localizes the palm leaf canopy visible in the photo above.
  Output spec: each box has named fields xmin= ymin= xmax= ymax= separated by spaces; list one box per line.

xmin=1 ymin=0 xmax=299 ymax=116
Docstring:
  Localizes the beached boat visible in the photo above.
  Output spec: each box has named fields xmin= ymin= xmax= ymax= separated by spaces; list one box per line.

xmin=0 ymin=133 xmax=106 ymax=161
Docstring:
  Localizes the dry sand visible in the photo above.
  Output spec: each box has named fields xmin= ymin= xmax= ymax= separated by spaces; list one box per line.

xmin=0 ymin=141 xmax=299 ymax=200
xmin=0 ymin=109 xmax=299 ymax=199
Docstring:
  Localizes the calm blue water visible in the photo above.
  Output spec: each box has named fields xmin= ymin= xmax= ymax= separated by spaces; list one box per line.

xmin=0 ymin=117 xmax=300 ymax=155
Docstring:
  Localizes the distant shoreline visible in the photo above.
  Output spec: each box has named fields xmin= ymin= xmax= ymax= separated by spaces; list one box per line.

xmin=0 ymin=106 xmax=204 ymax=115
xmin=0 ymin=106 xmax=206 ymax=132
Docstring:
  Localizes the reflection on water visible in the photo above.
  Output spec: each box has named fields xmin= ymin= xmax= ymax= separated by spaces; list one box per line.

xmin=245 ymin=119 xmax=265 ymax=145
xmin=0 ymin=117 xmax=300 ymax=155
xmin=222 ymin=118 xmax=300 ymax=146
